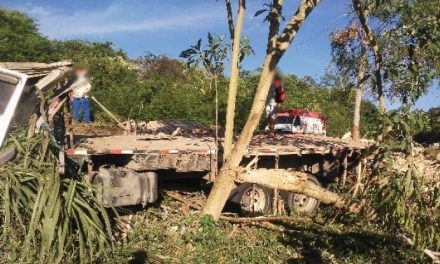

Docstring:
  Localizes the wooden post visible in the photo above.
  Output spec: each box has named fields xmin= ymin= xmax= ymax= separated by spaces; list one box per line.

xmin=90 ymin=96 xmax=131 ymax=132
xmin=341 ymin=153 xmax=348 ymax=186
xmin=90 ymin=96 xmax=122 ymax=124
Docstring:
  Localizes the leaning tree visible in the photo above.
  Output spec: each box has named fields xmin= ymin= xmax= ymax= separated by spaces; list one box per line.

xmin=203 ymin=0 xmax=322 ymax=220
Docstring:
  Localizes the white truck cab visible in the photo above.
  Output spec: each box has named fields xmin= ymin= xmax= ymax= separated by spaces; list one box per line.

xmin=0 ymin=68 xmax=28 ymax=147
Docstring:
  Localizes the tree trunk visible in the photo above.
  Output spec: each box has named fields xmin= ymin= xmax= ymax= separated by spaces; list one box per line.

xmin=214 ymin=76 xmax=219 ymax=153
xmin=352 ymin=0 xmax=385 ymax=141
xmin=237 ymin=169 xmax=373 ymax=215
xmin=224 ymin=0 xmax=246 ymax=159
xmin=352 ymin=49 xmax=366 ymax=141
xmin=267 ymin=0 xmax=284 ymax=54
xmin=352 ymin=48 xmax=367 ymax=195
xmin=203 ymin=0 xmax=321 ymax=221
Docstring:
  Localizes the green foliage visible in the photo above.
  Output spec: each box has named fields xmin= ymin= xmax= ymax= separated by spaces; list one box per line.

xmin=134 ymin=52 xmax=186 ymax=81
xmin=141 ymin=77 xmax=214 ymax=124
xmin=180 ymin=33 xmax=229 ymax=77
xmin=0 ymin=8 xmax=54 ymax=62
xmin=0 ymin=131 xmax=113 ymax=263
xmin=332 ymin=3 xmax=440 ymax=251
xmin=414 ymin=107 xmax=440 ymax=144
xmin=364 ymin=106 xmax=440 ymax=251
xmin=381 ymin=106 xmax=428 ymax=153
xmin=362 ymin=0 xmax=439 ymax=103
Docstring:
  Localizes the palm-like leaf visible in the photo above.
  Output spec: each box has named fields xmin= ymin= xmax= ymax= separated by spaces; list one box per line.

xmin=0 ymin=131 xmax=114 ymax=263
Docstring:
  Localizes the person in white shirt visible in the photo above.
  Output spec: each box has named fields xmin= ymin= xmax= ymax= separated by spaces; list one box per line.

xmin=70 ymin=68 xmax=92 ymax=123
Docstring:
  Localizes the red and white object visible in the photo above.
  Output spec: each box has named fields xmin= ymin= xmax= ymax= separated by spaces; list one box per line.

xmin=270 ymin=109 xmax=327 ymax=136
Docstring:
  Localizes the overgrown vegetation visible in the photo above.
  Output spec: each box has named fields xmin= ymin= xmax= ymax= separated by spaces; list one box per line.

xmin=110 ymin=196 xmax=428 ymax=263
xmin=0 ymin=131 xmax=113 ymax=263
xmin=327 ymin=0 xmax=440 ymax=255
xmin=361 ymin=106 xmax=440 ymax=251
xmin=415 ymin=107 xmax=440 ymax=145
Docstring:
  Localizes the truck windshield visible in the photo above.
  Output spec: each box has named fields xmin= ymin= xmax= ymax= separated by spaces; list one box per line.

xmin=0 ymin=73 xmax=18 ymax=115
xmin=277 ymin=116 xmax=294 ymax=124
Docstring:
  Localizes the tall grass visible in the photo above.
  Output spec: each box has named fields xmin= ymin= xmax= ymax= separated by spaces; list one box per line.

xmin=0 ymin=131 xmax=113 ymax=263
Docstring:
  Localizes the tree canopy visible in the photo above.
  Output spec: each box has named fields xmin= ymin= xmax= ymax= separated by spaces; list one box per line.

xmin=0 ymin=7 xmax=380 ymax=137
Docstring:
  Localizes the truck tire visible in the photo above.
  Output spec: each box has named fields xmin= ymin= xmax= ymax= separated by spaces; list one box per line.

xmin=284 ymin=174 xmax=320 ymax=214
xmin=236 ymin=183 xmax=272 ymax=215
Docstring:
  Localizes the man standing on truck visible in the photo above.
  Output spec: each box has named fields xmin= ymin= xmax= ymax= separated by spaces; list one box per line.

xmin=69 ymin=68 xmax=92 ymax=123
xmin=265 ymin=73 xmax=285 ymax=136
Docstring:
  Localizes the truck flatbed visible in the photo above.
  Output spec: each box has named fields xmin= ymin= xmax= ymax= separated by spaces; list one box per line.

xmin=65 ymin=121 xmax=374 ymax=180
xmin=67 ymin=134 xmax=372 ymax=159
xmin=67 ymin=135 xmax=217 ymax=156
xmin=68 ymin=133 xmax=371 ymax=157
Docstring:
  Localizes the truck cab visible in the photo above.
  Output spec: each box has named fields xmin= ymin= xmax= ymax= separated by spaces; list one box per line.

xmin=0 ymin=68 xmax=28 ymax=146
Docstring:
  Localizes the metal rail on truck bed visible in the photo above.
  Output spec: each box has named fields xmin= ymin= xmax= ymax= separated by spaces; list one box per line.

xmin=67 ymin=135 xmax=217 ymax=156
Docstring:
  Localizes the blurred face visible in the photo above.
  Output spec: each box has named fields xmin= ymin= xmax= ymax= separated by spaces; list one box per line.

xmin=75 ymin=68 xmax=87 ymax=77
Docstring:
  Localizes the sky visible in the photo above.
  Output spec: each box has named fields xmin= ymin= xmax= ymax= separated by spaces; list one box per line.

xmin=1 ymin=0 xmax=438 ymax=110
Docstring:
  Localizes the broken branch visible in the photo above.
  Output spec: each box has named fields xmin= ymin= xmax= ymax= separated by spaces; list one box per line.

xmin=237 ymin=168 xmax=376 ymax=218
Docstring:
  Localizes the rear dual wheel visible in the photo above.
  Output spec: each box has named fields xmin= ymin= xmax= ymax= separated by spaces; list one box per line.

xmin=235 ymin=174 xmax=321 ymax=215
xmin=236 ymin=174 xmax=321 ymax=215
xmin=283 ymin=174 xmax=321 ymax=214
xmin=237 ymin=183 xmax=272 ymax=215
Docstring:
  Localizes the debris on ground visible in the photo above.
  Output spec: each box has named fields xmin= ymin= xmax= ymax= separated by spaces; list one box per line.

xmin=392 ymin=146 xmax=440 ymax=184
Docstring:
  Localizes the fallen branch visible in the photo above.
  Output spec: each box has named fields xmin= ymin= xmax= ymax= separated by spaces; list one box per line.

xmin=401 ymin=235 xmax=440 ymax=263
xmin=237 ymin=168 xmax=377 ymax=218
xmin=165 ymin=169 xmax=377 ymax=219
xmin=90 ymin=96 xmax=131 ymax=132
xmin=164 ymin=191 xmax=203 ymax=211
xmin=220 ymin=215 xmax=309 ymax=223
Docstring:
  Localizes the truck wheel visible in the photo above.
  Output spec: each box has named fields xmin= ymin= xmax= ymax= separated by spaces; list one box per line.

xmin=237 ymin=183 xmax=272 ymax=215
xmin=284 ymin=174 xmax=321 ymax=214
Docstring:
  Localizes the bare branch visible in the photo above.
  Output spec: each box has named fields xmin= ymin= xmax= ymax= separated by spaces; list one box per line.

xmin=224 ymin=0 xmax=246 ymax=159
